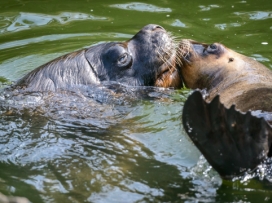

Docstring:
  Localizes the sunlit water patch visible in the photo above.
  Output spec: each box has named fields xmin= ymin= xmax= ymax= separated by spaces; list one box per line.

xmin=234 ymin=11 xmax=272 ymax=20
xmin=170 ymin=19 xmax=186 ymax=28
xmin=214 ymin=22 xmax=244 ymax=30
xmin=0 ymin=12 xmax=108 ymax=33
xmin=110 ymin=2 xmax=171 ymax=13
xmin=250 ymin=54 xmax=270 ymax=63
xmin=199 ymin=5 xmax=221 ymax=12
xmin=0 ymin=33 xmax=132 ymax=51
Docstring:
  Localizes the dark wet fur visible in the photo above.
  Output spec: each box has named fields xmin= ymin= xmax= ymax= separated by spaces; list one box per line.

xmin=182 ymin=91 xmax=272 ymax=179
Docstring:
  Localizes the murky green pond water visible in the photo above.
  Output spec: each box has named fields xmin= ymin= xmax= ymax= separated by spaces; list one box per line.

xmin=1 ymin=0 xmax=272 ymax=202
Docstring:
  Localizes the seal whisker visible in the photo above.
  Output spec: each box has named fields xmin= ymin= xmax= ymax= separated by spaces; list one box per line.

xmin=177 ymin=39 xmax=194 ymax=64
xmin=156 ymin=47 xmax=176 ymax=73
xmin=175 ymin=56 xmax=183 ymax=67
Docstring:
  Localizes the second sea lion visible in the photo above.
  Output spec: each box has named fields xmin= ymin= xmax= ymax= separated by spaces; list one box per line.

xmin=177 ymin=39 xmax=272 ymax=179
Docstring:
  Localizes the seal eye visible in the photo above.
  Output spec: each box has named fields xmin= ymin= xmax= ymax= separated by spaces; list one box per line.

xmin=207 ymin=44 xmax=218 ymax=53
xmin=209 ymin=44 xmax=217 ymax=50
xmin=118 ymin=53 xmax=128 ymax=64
xmin=117 ymin=52 xmax=132 ymax=68
xmin=104 ymin=44 xmax=132 ymax=68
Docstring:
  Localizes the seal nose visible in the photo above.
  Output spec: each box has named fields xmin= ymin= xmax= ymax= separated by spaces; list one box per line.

xmin=152 ymin=25 xmax=165 ymax=31
xmin=142 ymin=24 xmax=166 ymax=32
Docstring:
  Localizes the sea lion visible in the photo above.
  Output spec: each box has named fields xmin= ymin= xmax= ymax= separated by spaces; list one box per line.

xmin=14 ymin=24 xmax=182 ymax=92
xmin=177 ymin=40 xmax=272 ymax=179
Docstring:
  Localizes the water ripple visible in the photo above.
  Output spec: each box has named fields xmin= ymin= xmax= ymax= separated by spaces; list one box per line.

xmin=0 ymin=12 xmax=108 ymax=33
xmin=0 ymin=33 xmax=132 ymax=50
xmin=110 ymin=2 xmax=171 ymax=12
xmin=234 ymin=11 xmax=272 ymax=20
xmin=171 ymin=19 xmax=186 ymax=28
xmin=199 ymin=4 xmax=221 ymax=11
xmin=214 ymin=22 xmax=244 ymax=30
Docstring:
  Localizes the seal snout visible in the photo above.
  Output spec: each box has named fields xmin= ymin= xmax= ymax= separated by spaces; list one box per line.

xmin=151 ymin=25 xmax=165 ymax=32
xmin=141 ymin=24 xmax=166 ymax=33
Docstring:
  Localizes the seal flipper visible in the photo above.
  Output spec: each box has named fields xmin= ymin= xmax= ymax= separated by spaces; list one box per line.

xmin=182 ymin=91 xmax=272 ymax=179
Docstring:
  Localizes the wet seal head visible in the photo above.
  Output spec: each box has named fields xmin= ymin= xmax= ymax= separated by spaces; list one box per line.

xmin=14 ymin=24 xmax=182 ymax=92
xmin=177 ymin=39 xmax=272 ymax=111
xmin=177 ymin=39 xmax=228 ymax=90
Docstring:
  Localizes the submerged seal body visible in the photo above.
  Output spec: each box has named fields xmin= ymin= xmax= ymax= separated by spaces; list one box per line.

xmin=178 ymin=40 xmax=272 ymax=179
xmin=15 ymin=24 xmax=182 ymax=92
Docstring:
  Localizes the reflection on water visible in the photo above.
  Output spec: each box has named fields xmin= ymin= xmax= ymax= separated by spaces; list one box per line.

xmin=214 ymin=22 xmax=244 ymax=30
xmin=235 ymin=11 xmax=272 ymax=20
xmin=251 ymin=54 xmax=270 ymax=62
xmin=0 ymin=33 xmax=99 ymax=50
xmin=171 ymin=19 xmax=186 ymax=28
xmin=110 ymin=3 xmax=171 ymax=13
xmin=198 ymin=4 xmax=221 ymax=11
xmin=0 ymin=33 xmax=132 ymax=51
xmin=1 ymin=0 xmax=272 ymax=202
xmin=0 ymin=12 xmax=108 ymax=33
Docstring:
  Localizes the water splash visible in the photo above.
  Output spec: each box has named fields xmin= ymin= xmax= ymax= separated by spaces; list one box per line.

xmin=179 ymin=155 xmax=221 ymax=202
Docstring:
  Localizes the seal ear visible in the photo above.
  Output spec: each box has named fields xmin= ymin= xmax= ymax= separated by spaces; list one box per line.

xmin=182 ymin=91 xmax=272 ymax=179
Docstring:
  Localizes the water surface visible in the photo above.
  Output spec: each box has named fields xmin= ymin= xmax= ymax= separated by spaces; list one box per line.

xmin=1 ymin=0 xmax=272 ymax=202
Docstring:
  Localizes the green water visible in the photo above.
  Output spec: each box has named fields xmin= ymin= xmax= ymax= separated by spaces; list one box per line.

xmin=1 ymin=0 xmax=272 ymax=202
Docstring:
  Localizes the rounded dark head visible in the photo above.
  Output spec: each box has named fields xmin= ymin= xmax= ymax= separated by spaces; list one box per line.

xmin=177 ymin=39 xmax=238 ymax=90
